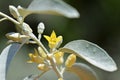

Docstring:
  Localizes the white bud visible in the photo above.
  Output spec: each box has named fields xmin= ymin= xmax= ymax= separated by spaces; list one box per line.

xmin=6 ymin=32 xmax=20 ymax=41
xmin=9 ymin=5 xmax=20 ymax=19
xmin=37 ymin=22 xmax=45 ymax=34
xmin=21 ymin=22 xmax=33 ymax=35
xmin=6 ymin=32 xmax=30 ymax=43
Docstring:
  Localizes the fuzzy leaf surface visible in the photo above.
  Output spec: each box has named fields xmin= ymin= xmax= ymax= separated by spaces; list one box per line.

xmin=18 ymin=0 xmax=80 ymax=18
xmin=0 ymin=43 xmax=21 ymax=80
xmin=60 ymin=40 xmax=117 ymax=72
xmin=66 ymin=63 xmax=98 ymax=80
xmin=23 ymin=63 xmax=98 ymax=80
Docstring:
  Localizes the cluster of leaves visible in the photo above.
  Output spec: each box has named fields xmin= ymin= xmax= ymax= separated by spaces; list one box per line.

xmin=0 ymin=0 xmax=117 ymax=80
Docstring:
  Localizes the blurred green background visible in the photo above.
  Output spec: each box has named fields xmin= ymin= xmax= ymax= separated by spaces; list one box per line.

xmin=0 ymin=0 xmax=120 ymax=80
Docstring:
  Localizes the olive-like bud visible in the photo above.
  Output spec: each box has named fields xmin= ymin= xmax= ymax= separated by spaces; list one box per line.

xmin=65 ymin=54 xmax=76 ymax=68
xmin=54 ymin=51 xmax=64 ymax=65
xmin=9 ymin=5 xmax=20 ymax=19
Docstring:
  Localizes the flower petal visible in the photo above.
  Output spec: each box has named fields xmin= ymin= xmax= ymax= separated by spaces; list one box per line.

xmin=44 ymin=35 xmax=51 ymax=42
xmin=51 ymin=30 xmax=56 ymax=39
xmin=57 ymin=36 xmax=63 ymax=42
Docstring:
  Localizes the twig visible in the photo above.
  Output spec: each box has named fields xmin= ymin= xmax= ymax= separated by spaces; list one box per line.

xmin=0 ymin=18 xmax=7 ymax=22
xmin=0 ymin=12 xmax=20 ymax=24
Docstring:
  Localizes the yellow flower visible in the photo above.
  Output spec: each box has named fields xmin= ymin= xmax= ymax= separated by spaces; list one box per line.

xmin=27 ymin=49 xmax=44 ymax=64
xmin=44 ymin=30 xmax=63 ymax=49
xmin=54 ymin=51 xmax=64 ymax=65
xmin=65 ymin=54 xmax=76 ymax=68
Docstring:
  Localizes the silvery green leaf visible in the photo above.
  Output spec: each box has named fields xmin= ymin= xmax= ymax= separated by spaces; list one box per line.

xmin=60 ymin=40 xmax=117 ymax=72
xmin=18 ymin=0 xmax=80 ymax=19
xmin=66 ymin=63 xmax=98 ymax=80
xmin=0 ymin=43 xmax=21 ymax=80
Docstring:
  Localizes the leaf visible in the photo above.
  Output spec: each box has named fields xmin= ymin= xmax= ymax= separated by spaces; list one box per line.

xmin=60 ymin=40 xmax=117 ymax=72
xmin=23 ymin=65 xmax=97 ymax=80
xmin=0 ymin=43 xmax=21 ymax=80
xmin=66 ymin=63 xmax=98 ymax=80
xmin=18 ymin=0 xmax=80 ymax=19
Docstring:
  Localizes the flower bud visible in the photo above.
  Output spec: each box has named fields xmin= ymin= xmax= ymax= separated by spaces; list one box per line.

xmin=38 ymin=47 xmax=47 ymax=58
xmin=9 ymin=5 xmax=20 ymax=19
xmin=28 ymin=54 xmax=44 ymax=64
xmin=54 ymin=51 xmax=64 ymax=65
xmin=6 ymin=32 xmax=20 ymax=41
xmin=27 ymin=49 xmax=44 ymax=64
xmin=37 ymin=22 xmax=45 ymax=34
xmin=37 ymin=64 xmax=49 ymax=71
xmin=65 ymin=54 xmax=76 ymax=68
xmin=6 ymin=32 xmax=30 ymax=43
xmin=21 ymin=22 xmax=33 ymax=35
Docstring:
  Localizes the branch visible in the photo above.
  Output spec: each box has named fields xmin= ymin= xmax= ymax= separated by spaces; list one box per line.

xmin=0 ymin=12 xmax=20 ymax=24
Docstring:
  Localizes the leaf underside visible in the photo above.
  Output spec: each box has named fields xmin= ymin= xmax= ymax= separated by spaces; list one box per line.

xmin=60 ymin=40 xmax=117 ymax=72
xmin=66 ymin=63 xmax=98 ymax=80
xmin=18 ymin=0 xmax=80 ymax=18
xmin=23 ymin=63 xmax=98 ymax=80
xmin=0 ymin=43 xmax=21 ymax=80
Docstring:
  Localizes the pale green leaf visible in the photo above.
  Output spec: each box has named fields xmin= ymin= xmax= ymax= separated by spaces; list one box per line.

xmin=60 ymin=40 xmax=117 ymax=72
xmin=18 ymin=0 xmax=80 ymax=19
xmin=23 ymin=63 xmax=98 ymax=80
xmin=66 ymin=63 xmax=98 ymax=80
xmin=0 ymin=43 xmax=21 ymax=80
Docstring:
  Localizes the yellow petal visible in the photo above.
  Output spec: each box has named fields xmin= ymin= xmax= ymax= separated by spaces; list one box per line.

xmin=49 ymin=42 xmax=56 ymax=49
xmin=44 ymin=35 xmax=51 ymax=42
xmin=44 ymin=30 xmax=63 ymax=49
xmin=51 ymin=30 xmax=57 ymax=39
xmin=28 ymin=53 xmax=34 ymax=63
xmin=29 ymin=53 xmax=33 ymax=58
xmin=33 ymin=56 xmax=44 ymax=64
